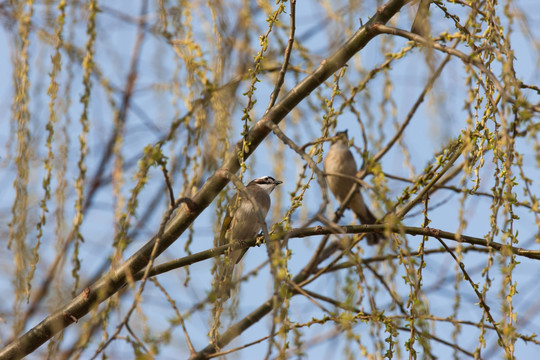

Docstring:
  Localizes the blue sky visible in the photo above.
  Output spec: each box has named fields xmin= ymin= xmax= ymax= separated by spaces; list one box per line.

xmin=1 ymin=1 xmax=540 ymax=358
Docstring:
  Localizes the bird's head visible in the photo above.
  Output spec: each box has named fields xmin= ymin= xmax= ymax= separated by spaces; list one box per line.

xmin=331 ymin=130 xmax=349 ymax=145
xmin=248 ymin=176 xmax=283 ymax=193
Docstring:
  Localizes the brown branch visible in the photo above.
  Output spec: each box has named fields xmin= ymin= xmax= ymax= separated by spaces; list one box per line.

xmin=435 ymin=237 xmax=510 ymax=355
xmin=373 ymin=40 xmax=457 ymax=162
xmin=371 ymin=24 xmax=540 ymax=114
xmin=130 ymin=223 xmax=540 ymax=285
xmin=265 ymin=0 xmax=296 ymax=112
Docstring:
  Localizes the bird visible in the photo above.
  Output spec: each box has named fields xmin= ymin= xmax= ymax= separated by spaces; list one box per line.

xmin=217 ymin=176 xmax=282 ymax=298
xmin=410 ymin=0 xmax=431 ymax=36
xmin=323 ymin=130 xmax=382 ymax=245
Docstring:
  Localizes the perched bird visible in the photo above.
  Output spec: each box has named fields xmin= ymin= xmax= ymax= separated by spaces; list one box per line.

xmin=324 ymin=131 xmax=382 ymax=245
xmin=410 ymin=0 xmax=431 ymax=36
xmin=217 ymin=176 xmax=282 ymax=298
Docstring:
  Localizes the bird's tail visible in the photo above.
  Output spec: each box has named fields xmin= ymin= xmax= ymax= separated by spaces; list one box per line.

xmin=350 ymin=193 xmax=384 ymax=245
xmin=411 ymin=0 xmax=431 ymax=36
xmin=215 ymin=248 xmax=246 ymax=299
xmin=215 ymin=260 xmax=234 ymax=300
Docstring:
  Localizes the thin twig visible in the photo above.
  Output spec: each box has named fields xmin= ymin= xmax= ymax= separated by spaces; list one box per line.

xmin=90 ymin=186 xmax=177 ymax=359
xmin=265 ymin=0 xmax=296 ymax=112
xmin=435 ymin=236 xmax=509 ymax=355
xmin=372 ymin=24 xmax=540 ymax=114
xmin=373 ymin=41 xmax=457 ymax=162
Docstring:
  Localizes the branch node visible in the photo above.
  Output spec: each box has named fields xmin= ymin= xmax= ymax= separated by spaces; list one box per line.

xmin=63 ymin=311 xmax=78 ymax=324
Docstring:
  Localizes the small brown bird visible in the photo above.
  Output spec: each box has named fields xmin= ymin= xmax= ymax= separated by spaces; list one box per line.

xmin=324 ymin=131 xmax=382 ymax=245
xmin=217 ymin=176 xmax=282 ymax=298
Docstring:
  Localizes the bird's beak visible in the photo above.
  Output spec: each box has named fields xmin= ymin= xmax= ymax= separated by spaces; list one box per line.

xmin=275 ymin=180 xmax=283 ymax=185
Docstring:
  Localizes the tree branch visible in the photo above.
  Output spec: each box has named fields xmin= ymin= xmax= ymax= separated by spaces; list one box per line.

xmin=0 ymin=1 xmax=412 ymax=359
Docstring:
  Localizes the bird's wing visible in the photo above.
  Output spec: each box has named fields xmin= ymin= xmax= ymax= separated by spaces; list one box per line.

xmin=218 ymin=205 xmax=233 ymax=247
xmin=217 ymin=195 xmax=236 ymax=299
